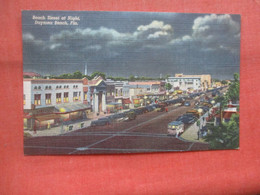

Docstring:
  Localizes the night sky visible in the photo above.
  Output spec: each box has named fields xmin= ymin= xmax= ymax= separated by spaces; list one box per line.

xmin=22 ymin=11 xmax=240 ymax=79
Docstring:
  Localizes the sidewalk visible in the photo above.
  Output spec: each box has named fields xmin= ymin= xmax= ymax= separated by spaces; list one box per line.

xmin=24 ymin=111 xmax=114 ymax=137
xmin=24 ymin=119 xmax=92 ymax=137
xmin=180 ymin=113 xmax=208 ymax=143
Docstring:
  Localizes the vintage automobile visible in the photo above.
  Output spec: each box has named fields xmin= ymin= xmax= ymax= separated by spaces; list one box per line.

xmin=167 ymin=121 xmax=184 ymax=136
xmin=176 ymin=114 xmax=197 ymax=124
xmin=123 ymin=110 xmax=137 ymax=121
xmin=90 ymin=117 xmax=111 ymax=126
xmin=184 ymin=101 xmax=191 ymax=106
xmin=186 ymin=109 xmax=200 ymax=118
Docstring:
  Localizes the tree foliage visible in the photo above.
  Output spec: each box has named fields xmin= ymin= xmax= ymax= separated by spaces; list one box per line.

xmin=205 ymin=114 xmax=239 ymax=149
xmin=90 ymin=71 xmax=106 ymax=80
xmin=206 ymin=73 xmax=240 ymax=150
xmin=226 ymin=74 xmax=239 ymax=103
xmin=165 ymin=83 xmax=172 ymax=91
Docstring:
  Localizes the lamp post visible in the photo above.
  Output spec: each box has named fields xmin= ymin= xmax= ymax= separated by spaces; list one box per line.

xmin=197 ymin=108 xmax=203 ymax=140
xmin=144 ymin=95 xmax=147 ymax=106
xmin=166 ymin=91 xmax=169 ymax=100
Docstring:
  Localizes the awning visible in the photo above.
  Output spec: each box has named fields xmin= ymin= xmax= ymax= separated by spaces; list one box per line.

xmin=23 ymin=113 xmax=32 ymax=119
xmin=55 ymin=103 xmax=91 ymax=113
xmin=35 ymin=114 xmax=60 ymax=122
xmin=122 ymin=98 xmax=132 ymax=104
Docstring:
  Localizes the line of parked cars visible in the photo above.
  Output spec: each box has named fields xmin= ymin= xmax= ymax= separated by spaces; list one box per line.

xmin=90 ymin=97 xmax=187 ymax=127
xmin=167 ymin=91 xmax=221 ymax=137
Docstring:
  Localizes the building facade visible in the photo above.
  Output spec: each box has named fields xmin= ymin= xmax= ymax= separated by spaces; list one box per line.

xmin=166 ymin=77 xmax=201 ymax=91
xmin=175 ymin=73 xmax=211 ymax=90
xmin=23 ymin=78 xmax=90 ymax=130
xmin=88 ymin=76 xmax=107 ymax=113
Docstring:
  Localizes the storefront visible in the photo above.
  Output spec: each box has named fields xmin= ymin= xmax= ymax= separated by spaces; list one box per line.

xmin=106 ymin=102 xmax=122 ymax=113
xmin=55 ymin=103 xmax=91 ymax=122
xmin=24 ymin=106 xmax=56 ymax=130
xmin=122 ymin=98 xmax=132 ymax=109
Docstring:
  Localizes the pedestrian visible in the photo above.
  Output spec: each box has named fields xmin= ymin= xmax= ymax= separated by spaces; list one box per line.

xmin=165 ymin=107 xmax=168 ymax=112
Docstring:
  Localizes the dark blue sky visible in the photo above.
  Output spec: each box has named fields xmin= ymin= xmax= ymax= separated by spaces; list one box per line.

xmin=22 ymin=11 xmax=240 ymax=79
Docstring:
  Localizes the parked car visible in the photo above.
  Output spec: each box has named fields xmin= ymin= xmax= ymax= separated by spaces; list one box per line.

xmin=146 ymin=105 xmax=155 ymax=112
xmin=184 ymin=101 xmax=191 ymax=106
xmin=91 ymin=117 xmax=111 ymax=126
xmin=124 ymin=111 xmax=137 ymax=121
xmin=186 ymin=109 xmax=200 ymax=118
xmin=176 ymin=114 xmax=197 ymax=124
xmin=167 ymin=121 xmax=184 ymax=136
xmin=114 ymin=113 xmax=127 ymax=122
xmin=155 ymin=105 xmax=166 ymax=112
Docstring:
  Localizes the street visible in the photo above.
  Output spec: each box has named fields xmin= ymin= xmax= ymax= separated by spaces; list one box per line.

xmin=24 ymin=99 xmax=209 ymax=155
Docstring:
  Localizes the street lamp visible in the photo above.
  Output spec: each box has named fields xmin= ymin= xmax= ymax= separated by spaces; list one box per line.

xmin=211 ymin=100 xmax=215 ymax=105
xmin=198 ymin=108 xmax=203 ymax=118
xmin=166 ymin=92 xmax=169 ymax=100
xmin=144 ymin=95 xmax=147 ymax=106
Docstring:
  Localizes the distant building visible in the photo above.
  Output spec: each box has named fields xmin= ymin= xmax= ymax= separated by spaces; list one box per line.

xmin=129 ymin=81 xmax=166 ymax=94
xmin=175 ymin=73 xmax=211 ymax=90
xmin=105 ymin=79 xmax=131 ymax=109
xmin=166 ymin=77 xmax=201 ymax=91
xmin=105 ymin=79 xmax=116 ymax=103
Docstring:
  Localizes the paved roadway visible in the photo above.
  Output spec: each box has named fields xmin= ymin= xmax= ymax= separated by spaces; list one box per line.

xmin=24 ymin=100 xmax=209 ymax=155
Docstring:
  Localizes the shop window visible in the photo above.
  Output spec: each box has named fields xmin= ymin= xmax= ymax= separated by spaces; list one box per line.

xmin=56 ymin=93 xmax=62 ymax=103
xmin=78 ymin=92 xmax=81 ymax=101
xmin=73 ymin=92 xmax=78 ymax=101
xmin=84 ymin=92 xmax=88 ymax=101
xmin=34 ymin=94 xmax=41 ymax=106
xmin=64 ymin=92 xmax=69 ymax=103
xmin=45 ymin=94 xmax=51 ymax=105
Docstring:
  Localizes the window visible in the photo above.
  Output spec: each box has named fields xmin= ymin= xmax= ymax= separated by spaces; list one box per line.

xmin=45 ymin=94 xmax=51 ymax=105
xmin=23 ymin=95 xmax=26 ymax=105
xmin=56 ymin=93 xmax=62 ymax=103
xmin=73 ymin=92 xmax=78 ymax=101
xmin=120 ymin=89 xmax=123 ymax=96
xmin=34 ymin=86 xmax=37 ymax=90
xmin=34 ymin=94 xmax=41 ymax=106
xmin=38 ymin=86 xmax=41 ymax=90
xmin=78 ymin=92 xmax=81 ymax=101
xmin=115 ymin=89 xmax=118 ymax=96
xmin=84 ymin=92 xmax=88 ymax=101
xmin=64 ymin=92 xmax=69 ymax=103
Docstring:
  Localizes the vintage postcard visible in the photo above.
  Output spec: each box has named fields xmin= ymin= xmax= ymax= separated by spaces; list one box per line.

xmin=22 ymin=11 xmax=240 ymax=155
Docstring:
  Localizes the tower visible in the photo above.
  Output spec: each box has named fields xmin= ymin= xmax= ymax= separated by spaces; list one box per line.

xmin=84 ymin=63 xmax=88 ymax=76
